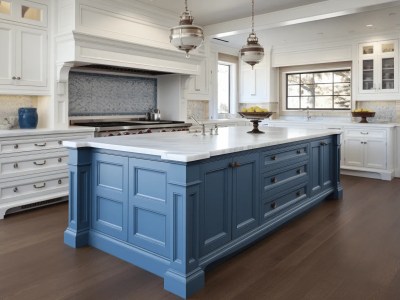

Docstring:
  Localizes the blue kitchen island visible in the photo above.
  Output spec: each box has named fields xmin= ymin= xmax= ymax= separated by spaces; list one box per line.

xmin=63 ymin=126 xmax=342 ymax=298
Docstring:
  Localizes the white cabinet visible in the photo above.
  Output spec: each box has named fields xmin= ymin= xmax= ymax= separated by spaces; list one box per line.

xmin=0 ymin=0 xmax=47 ymax=27
xmin=240 ymin=60 xmax=268 ymax=103
xmin=184 ymin=59 xmax=211 ymax=100
xmin=0 ymin=23 xmax=47 ymax=88
xmin=0 ymin=130 xmax=94 ymax=219
xmin=342 ymin=127 xmax=394 ymax=180
xmin=358 ymin=40 xmax=399 ymax=100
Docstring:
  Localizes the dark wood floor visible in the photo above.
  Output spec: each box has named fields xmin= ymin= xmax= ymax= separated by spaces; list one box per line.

xmin=1 ymin=175 xmax=400 ymax=300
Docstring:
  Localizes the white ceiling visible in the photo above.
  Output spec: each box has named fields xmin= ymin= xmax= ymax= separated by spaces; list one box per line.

xmin=139 ymin=0 xmax=400 ymax=49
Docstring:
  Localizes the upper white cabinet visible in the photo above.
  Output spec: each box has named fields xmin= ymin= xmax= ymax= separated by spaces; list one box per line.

xmin=358 ymin=40 xmax=398 ymax=100
xmin=0 ymin=23 xmax=47 ymax=88
xmin=0 ymin=0 xmax=47 ymax=27
xmin=184 ymin=58 xmax=211 ymax=100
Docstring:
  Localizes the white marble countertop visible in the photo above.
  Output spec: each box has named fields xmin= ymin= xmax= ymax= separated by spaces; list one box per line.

xmin=63 ymin=126 xmax=340 ymax=162
xmin=262 ymin=119 xmax=398 ymax=128
xmin=0 ymin=126 xmax=95 ymax=138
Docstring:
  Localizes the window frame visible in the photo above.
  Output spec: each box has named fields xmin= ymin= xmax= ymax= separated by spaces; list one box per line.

xmin=217 ymin=63 xmax=232 ymax=114
xmin=285 ymin=69 xmax=351 ymax=111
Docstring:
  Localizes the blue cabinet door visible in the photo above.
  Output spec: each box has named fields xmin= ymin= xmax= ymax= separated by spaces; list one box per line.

xmin=309 ymin=138 xmax=333 ymax=197
xmin=232 ymin=152 xmax=259 ymax=239
xmin=199 ymin=158 xmax=232 ymax=256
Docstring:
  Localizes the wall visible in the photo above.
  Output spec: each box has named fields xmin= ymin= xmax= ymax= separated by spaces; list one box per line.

xmin=68 ymin=72 xmax=157 ymax=116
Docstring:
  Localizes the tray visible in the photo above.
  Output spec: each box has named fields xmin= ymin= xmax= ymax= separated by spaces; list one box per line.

xmin=239 ymin=112 xmax=274 ymax=134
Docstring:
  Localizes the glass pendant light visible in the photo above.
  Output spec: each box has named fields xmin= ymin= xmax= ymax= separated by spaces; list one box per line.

xmin=240 ymin=0 xmax=264 ymax=68
xmin=170 ymin=0 xmax=204 ymax=58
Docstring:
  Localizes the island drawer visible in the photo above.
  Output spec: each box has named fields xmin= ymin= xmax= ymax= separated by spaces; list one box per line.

xmin=262 ymin=161 xmax=308 ymax=197
xmin=262 ymin=183 xmax=307 ymax=222
xmin=0 ymin=171 xmax=69 ymax=205
xmin=0 ymin=149 xmax=68 ymax=179
xmin=261 ymin=143 xmax=308 ymax=171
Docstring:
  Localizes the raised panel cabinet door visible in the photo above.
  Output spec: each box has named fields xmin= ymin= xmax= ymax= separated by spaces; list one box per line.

xmin=241 ymin=69 xmax=256 ymax=102
xmin=321 ymin=138 xmax=333 ymax=190
xmin=16 ymin=26 xmax=47 ymax=87
xmin=309 ymin=140 xmax=323 ymax=197
xmin=343 ymin=138 xmax=364 ymax=167
xmin=364 ymin=139 xmax=387 ymax=170
xmin=231 ymin=152 xmax=259 ymax=239
xmin=0 ymin=23 xmax=15 ymax=85
xmin=199 ymin=158 xmax=232 ymax=256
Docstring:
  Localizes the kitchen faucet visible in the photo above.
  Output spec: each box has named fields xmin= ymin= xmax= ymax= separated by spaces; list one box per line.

xmin=190 ymin=115 xmax=206 ymax=135
xmin=303 ymin=107 xmax=312 ymax=121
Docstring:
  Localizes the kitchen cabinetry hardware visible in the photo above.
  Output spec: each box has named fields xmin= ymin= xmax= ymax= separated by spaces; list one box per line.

xmin=33 ymin=182 xmax=46 ymax=189
xmin=58 ymin=141 xmax=62 ymax=145
xmin=13 ymin=163 xmax=18 ymax=169
xmin=12 ymin=76 xmax=16 ymax=80
xmin=14 ymin=144 xmax=19 ymax=149
xmin=58 ymin=179 xmax=62 ymax=184
xmin=271 ymin=155 xmax=277 ymax=160
xmin=34 ymin=142 xmax=47 ymax=147
xmin=13 ymin=187 xmax=18 ymax=193
xmin=58 ymin=158 xmax=62 ymax=163
xmin=270 ymin=202 xmax=277 ymax=209
xmin=33 ymin=160 xmax=46 ymax=166
xmin=229 ymin=162 xmax=241 ymax=168
xmin=360 ymin=132 xmax=369 ymax=135
xmin=296 ymin=150 xmax=301 ymax=154
xmin=16 ymin=77 xmax=21 ymax=80
xmin=297 ymin=169 xmax=302 ymax=174
xmin=320 ymin=141 xmax=328 ymax=146
xmin=271 ymin=177 xmax=277 ymax=183
xmin=296 ymin=191 xmax=301 ymax=197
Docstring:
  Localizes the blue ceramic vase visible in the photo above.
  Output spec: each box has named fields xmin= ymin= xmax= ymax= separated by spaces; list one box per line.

xmin=18 ymin=107 xmax=38 ymax=129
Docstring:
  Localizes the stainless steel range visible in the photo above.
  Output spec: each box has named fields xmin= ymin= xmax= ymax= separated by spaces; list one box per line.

xmin=70 ymin=118 xmax=192 ymax=137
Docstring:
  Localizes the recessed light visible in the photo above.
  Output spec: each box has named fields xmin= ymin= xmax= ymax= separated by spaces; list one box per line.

xmin=366 ymin=24 xmax=374 ymax=28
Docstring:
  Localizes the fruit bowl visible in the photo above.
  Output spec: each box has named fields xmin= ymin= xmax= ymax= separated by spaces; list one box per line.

xmin=239 ymin=112 xmax=274 ymax=134
xmin=351 ymin=111 xmax=375 ymax=123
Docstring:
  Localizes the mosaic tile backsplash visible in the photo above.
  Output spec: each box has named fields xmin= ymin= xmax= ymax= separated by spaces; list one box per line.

xmin=68 ymin=72 xmax=157 ymax=116
xmin=357 ymin=101 xmax=396 ymax=122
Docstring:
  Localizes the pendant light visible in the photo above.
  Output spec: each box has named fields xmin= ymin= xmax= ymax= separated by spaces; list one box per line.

xmin=240 ymin=0 xmax=264 ymax=68
xmin=170 ymin=0 xmax=204 ymax=58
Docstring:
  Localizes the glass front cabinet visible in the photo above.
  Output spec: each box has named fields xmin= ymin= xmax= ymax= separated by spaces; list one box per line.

xmin=358 ymin=40 xmax=398 ymax=100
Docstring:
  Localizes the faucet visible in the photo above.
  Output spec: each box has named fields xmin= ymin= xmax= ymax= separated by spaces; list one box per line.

xmin=190 ymin=115 xmax=206 ymax=136
xmin=303 ymin=107 xmax=312 ymax=121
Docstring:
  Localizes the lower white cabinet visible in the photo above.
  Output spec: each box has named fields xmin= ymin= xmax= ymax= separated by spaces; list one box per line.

xmin=0 ymin=130 xmax=93 ymax=219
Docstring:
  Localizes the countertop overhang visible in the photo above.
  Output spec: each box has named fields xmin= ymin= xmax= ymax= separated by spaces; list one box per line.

xmin=63 ymin=126 xmax=341 ymax=162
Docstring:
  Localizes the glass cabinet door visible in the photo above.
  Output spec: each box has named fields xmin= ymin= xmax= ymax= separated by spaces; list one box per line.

xmin=381 ymin=57 xmax=394 ymax=90
xmin=362 ymin=59 xmax=374 ymax=90
xmin=0 ymin=1 xmax=11 ymax=16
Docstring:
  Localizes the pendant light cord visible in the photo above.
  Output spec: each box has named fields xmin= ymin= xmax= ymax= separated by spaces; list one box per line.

xmin=252 ymin=0 xmax=255 ymax=34
xmin=185 ymin=0 xmax=188 ymax=12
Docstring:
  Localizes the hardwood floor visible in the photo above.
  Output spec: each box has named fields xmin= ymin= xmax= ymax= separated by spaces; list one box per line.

xmin=1 ymin=175 xmax=400 ymax=300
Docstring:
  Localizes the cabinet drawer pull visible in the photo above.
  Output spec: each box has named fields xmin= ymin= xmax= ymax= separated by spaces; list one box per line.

xmin=58 ymin=158 xmax=62 ymax=163
xmin=13 ymin=163 xmax=19 ymax=169
xmin=271 ymin=177 xmax=277 ymax=184
xmin=33 ymin=160 xmax=46 ymax=166
xmin=297 ymin=169 xmax=302 ymax=174
xmin=34 ymin=142 xmax=47 ymax=147
xmin=13 ymin=187 xmax=18 ymax=193
xmin=296 ymin=149 xmax=301 ymax=154
xmin=58 ymin=179 xmax=62 ymax=184
xmin=270 ymin=202 xmax=277 ymax=209
xmin=296 ymin=191 xmax=302 ymax=197
xmin=229 ymin=162 xmax=235 ymax=168
xmin=58 ymin=140 xmax=62 ymax=145
xmin=271 ymin=155 xmax=277 ymax=161
xmin=14 ymin=144 xmax=19 ymax=149
xmin=234 ymin=162 xmax=241 ymax=167
xmin=33 ymin=182 xmax=46 ymax=189
xmin=360 ymin=132 xmax=369 ymax=135
xmin=16 ymin=77 xmax=21 ymax=80
xmin=320 ymin=141 xmax=328 ymax=146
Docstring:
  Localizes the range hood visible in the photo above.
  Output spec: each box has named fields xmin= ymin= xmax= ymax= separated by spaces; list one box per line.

xmin=70 ymin=64 xmax=173 ymax=76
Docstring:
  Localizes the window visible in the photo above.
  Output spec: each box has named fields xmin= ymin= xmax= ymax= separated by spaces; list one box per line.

xmin=218 ymin=63 xmax=231 ymax=113
xmin=286 ymin=70 xmax=351 ymax=110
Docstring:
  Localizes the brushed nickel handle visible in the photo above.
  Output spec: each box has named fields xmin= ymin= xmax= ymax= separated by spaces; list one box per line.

xmin=297 ymin=169 xmax=301 ymax=174
xmin=360 ymin=132 xmax=369 ymax=135
xmin=271 ymin=202 xmax=277 ymax=209
xmin=320 ymin=141 xmax=328 ymax=146
xmin=58 ymin=158 xmax=62 ymax=163
xmin=58 ymin=179 xmax=62 ymax=184
xmin=271 ymin=155 xmax=277 ymax=161
xmin=271 ymin=177 xmax=277 ymax=184
xmin=13 ymin=163 xmax=18 ymax=169
xmin=13 ymin=187 xmax=18 ymax=192
xmin=33 ymin=182 xmax=46 ymax=189
xmin=33 ymin=160 xmax=46 ymax=166
xmin=14 ymin=144 xmax=19 ymax=149
xmin=34 ymin=142 xmax=47 ymax=147
xmin=296 ymin=191 xmax=302 ymax=197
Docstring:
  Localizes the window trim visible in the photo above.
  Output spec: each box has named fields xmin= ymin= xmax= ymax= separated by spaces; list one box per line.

xmin=218 ymin=63 xmax=231 ymax=114
xmin=285 ymin=69 xmax=351 ymax=111
xmin=217 ymin=60 xmax=237 ymax=115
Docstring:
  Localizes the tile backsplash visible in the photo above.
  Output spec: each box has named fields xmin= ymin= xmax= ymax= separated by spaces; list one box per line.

xmin=0 ymin=95 xmax=37 ymax=128
xmin=357 ymin=101 xmax=397 ymax=122
xmin=68 ymin=72 xmax=157 ymax=116
xmin=187 ymin=100 xmax=209 ymax=120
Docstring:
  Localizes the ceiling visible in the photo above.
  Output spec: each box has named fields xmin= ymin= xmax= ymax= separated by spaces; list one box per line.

xmin=139 ymin=0 xmax=400 ymax=49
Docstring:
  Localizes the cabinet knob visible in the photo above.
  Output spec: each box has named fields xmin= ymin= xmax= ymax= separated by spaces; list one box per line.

xmin=297 ymin=169 xmax=302 ymax=174
xmin=296 ymin=191 xmax=302 ymax=197
xmin=229 ymin=162 xmax=235 ymax=168
xmin=58 ymin=140 xmax=62 ymax=145
xmin=296 ymin=149 xmax=301 ymax=154
xmin=14 ymin=144 xmax=19 ymax=149
xmin=58 ymin=158 xmax=62 ymax=163
xmin=12 ymin=76 xmax=16 ymax=80
xmin=13 ymin=187 xmax=18 ymax=193
xmin=320 ymin=141 xmax=328 ymax=146
xmin=16 ymin=77 xmax=21 ymax=80
xmin=271 ymin=177 xmax=277 ymax=184
xmin=13 ymin=163 xmax=18 ymax=169
xmin=270 ymin=202 xmax=277 ymax=209
xmin=58 ymin=179 xmax=62 ymax=184
xmin=271 ymin=155 xmax=277 ymax=161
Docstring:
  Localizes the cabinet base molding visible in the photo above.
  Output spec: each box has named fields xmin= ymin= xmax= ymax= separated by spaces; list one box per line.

xmin=341 ymin=167 xmax=394 ymax=181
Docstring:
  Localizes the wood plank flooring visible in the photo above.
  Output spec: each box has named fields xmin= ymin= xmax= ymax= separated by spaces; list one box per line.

xmin=1 ymin=175 xmax=400 ymax=300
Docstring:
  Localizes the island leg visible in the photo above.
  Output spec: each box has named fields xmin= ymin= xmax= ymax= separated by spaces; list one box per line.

xmin=64 ymin=148 xmax=92 ymax=248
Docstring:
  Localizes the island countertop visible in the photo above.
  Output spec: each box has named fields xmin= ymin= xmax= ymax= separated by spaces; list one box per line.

xmin=63 ymin=126 xmax=340 ymax=162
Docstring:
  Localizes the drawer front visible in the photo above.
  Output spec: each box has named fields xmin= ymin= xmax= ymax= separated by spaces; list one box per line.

xmin=0 ymin=150 xmax=68 ymax=179
xmin=262 ymin=162 xmax=308 ymax=197
xmin=261 ymin=143 xmax=308 ymax=171
xmin=0 ymin=133 xmax=92 ymax=154
xmin=345 ymin=129 xmax=386 ymax=139
xmin=262 ymin=184 xmax=307 ymax=221
xmin=0 ymin=172 xmax=69 ymax=204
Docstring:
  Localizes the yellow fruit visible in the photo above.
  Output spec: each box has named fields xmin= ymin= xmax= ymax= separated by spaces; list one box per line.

xmin=241 ymin=108 xmax=248 ymax=112
xmin=262 ymin=108 xmax=269 ymax=112
xmin=255 ymin=108 xmax=263 ymax=112
xmin=247 ymin=107 xmax=255 ymax=112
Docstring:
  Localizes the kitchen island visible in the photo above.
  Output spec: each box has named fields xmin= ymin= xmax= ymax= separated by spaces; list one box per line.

xmin=63 ymin=127 xmax=342 ymax=298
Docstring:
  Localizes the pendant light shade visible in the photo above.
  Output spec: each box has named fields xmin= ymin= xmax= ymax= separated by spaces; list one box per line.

xmin=170 ymin=0 xmax=204 ymax=58
xmin=240 ymin=0 xmax=264 ymax=68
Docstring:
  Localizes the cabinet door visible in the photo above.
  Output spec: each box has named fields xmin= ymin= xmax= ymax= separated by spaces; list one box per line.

xmin=343 ymin=138 xmax=364 ymax=167
xmin=15 ymin=26 xmax=47 ymax=87
xmin=309 ymin=138 xmax=333 ymax=197
xmin=199 ymin=158 xmax=232 ymax=256
xmin=241 ymin=68 xmax=267 ymax=103
xmin=232 ymin=152 xmax=259 ymax=239
xmin=364 ymin=139 xmax=386 ymax=169
xmin=0 ymin=23 xmax=15 ymax=85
